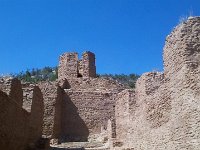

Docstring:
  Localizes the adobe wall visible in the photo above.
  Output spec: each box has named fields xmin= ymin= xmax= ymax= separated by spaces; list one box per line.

xmin=114 ymin=17 xmax=200 ymax=150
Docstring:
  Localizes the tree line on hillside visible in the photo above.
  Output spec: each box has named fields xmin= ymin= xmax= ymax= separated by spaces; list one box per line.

xmin=13 ymin=66 xmax=140 ymax=88
xmin=97 ymin=73 xmax=140 ymax=88
xmin=15 ymin=66 xmax=58 ymax=83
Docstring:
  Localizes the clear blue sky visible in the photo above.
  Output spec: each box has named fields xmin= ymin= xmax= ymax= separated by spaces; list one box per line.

xmin=0 ymin=0 xmax=200 ymax=75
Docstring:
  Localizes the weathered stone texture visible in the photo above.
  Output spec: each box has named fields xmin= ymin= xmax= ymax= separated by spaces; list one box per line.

xmin=0 ymin=77 xmax=23 ymax=107
xmin=0 ymin=90 xmax=30 ymax=150
xmin=58 ymin=52 xmax=79 ymax=79
xmin=29 ymin=86 xmax=44 ymax=143
xmin=2 ymin=17 xmax=200 ymax=150
xmin=113 ymin=17 xmax=200 ymax=150
xmin=59 ymin=77 xmax=124 ymax=92
xmin=38 ymin=81 xmax=62 ymax=139
xmin=58 ymin=51 xmax=96 ymax=80
xmin=0 ymin=79 xmax=46 ymax=150
xmin=64 ymin=90 xmax=115 ymax=139
xmin=115 ymin=89 xmax=135 ymax=143
xmin=80 ymin=51 xmax=96 ymax=78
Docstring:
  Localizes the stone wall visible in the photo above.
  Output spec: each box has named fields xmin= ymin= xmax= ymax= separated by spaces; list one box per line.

xmin=0 ymin=78 xmax=46 ymax=150
xmin=0 ymin=77 xmax=23 ymax=107
xmin=63 ymin=90 xmax=116 ymax=140
xmin=38 ymin=81 xmax=62 ymax=139
xmin=28 ymin=86 xmax=44 ymax=143
xmin=115 ymin=89 xmax=135 ymax=143
xmin=58 ymin=52 xmax=79 ymax=79
xmin=0 ymin=90 xmax=30 ymax=150
xmin=58 ymin=51 xmax=96 ymax=80
xmin=80 ymin=51 xmax=96 ymax=78
xmin=113 ymin=17 xmax=200 ymax=150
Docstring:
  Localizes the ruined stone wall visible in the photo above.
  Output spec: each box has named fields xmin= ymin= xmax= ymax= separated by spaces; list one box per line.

xmin=38 ymin=81 xmax=62 ymax=139
xmin=58 ymin=52 xmax=79 ymax=79
xmin=58 ymin=51 xmax=96 ymax=80
xmin=0 ymin=78 xmax=46 ymax=150
xmin=114 ymin=17 xmax=200 ymax=150
xmin=80 ymin=51 xmax=96 ymax=78
xmin=59 ymin=77 xmax=124 ymax=92
xmin=0 ymin=77 xmax=23 ymax=107
xmin=28 ymin=86 xmax=44 ymax=143
xmin=63 ymin=89 xmax=117 ymax=141
xmin=0 ymin=90 xmax=30 ymax=150
xmin=115 ymin=89 xmax=135 ymax=142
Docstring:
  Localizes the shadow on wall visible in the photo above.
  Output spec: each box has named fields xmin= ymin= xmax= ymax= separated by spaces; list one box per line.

xmin=60 ymin=92 xmax=89 ymax=142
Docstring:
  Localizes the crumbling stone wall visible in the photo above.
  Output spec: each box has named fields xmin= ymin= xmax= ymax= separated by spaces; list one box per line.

xmin=28 ymin=86 xmax=44 ymax=143
xmin=115 ymin=89 xmax=135 ymax=143
xmin=38 ymin=81 xmax=62 ymax=139
xmin=30 ymin=51 xmax=124 ymax=143
xmin=79 ymin=51 xmax=96 ymax=78
xmin=114 ymin=17 xmax=200 ymax=150
xmin=59 ymin=77 xmax=124 ymax=92
xmin=0 ymin=77 xmax=23 ymax=107
xmin=58 ymin=51 xmax=96 ymax=80
xmin=53 ymin=51 xmax=124 ymax=142
xmin=0 ymin=90 xmax=30 ymax=150
xmin=58 ymin=52 xmax=79 ymax=79
xmin=63 ymin=90 xmax=116 ymax=140
xmin=0 ymin=78 xmax=45 ymax=150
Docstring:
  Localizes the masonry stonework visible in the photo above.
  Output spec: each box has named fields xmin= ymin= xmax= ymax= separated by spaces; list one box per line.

xmin=113 ymin=17 xmax=200 ymax=150
xmin=58 ymin=51 xmax=96 ymax=80
xmin=0 ymin=78 xmax=47 ymax=150
xmin=0 ymin=17 xmax=200 ymax=150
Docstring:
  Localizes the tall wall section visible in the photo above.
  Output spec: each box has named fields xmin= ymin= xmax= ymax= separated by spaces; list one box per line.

xmin=38 ymin=81 xmax=62 ymax=139
xmin=56 ymin=51 xmax=125 ymax=142
xmin=0 ymin=90 xmax=30 ymax=150
xmin=114 ymin=17 xmax=200 ymax=150
xmin=57 ymin=77 xmax=124 ymax=142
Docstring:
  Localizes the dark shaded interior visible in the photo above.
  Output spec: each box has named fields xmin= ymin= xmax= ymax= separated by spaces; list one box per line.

xmin=62 ymin=80 xmax=71 ymax=89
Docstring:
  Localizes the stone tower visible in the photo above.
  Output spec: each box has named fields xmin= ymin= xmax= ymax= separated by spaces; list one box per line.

xmin=58 ymin=51 xmax=96 ymax=80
